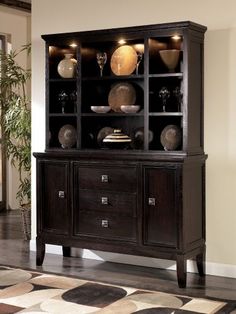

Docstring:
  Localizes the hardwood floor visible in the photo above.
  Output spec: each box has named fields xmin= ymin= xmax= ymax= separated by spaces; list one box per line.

xmin=0 ymin=210 xmax=236 ymax=303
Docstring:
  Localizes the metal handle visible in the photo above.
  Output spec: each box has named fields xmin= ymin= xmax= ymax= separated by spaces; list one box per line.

xmin=101 ymin=197 xmax=108 ymax=205
xmin=101 ymin=174 xmax=109 ymax=183
xmin=58 ymin=191 xmax=65 ymax=198
xmin=148 ymin=197 xmax=156 ymax=206
xmin=101 ymin=219 xmax=109 ymax=228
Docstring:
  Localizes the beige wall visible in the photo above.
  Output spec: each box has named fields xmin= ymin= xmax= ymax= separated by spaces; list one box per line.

xmin=31 ymin=0 xmax=236 ymax=273
xmin=0 ymin=6 xmax=31 ymax=209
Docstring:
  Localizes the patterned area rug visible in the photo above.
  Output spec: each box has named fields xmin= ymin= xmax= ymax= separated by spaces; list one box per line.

xmin=0 ymin=266 xmax=235 ymax=313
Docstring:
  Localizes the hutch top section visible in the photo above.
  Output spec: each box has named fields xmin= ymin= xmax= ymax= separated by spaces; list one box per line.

xmin=42 ymin=21 xmax=207 ymax=155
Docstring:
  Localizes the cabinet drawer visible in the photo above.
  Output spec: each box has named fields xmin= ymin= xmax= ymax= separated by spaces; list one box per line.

xmin=79 ymin=190 xmax=136 ymax=216
xmin=78 ymin=166 xmax=137 ymax=192
xmin=76 ymin=212 xmax=136 ymax=241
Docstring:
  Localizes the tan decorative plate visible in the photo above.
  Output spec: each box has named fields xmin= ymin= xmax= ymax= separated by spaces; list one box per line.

xmin=108 ymin=82 xmax=136 ymax=112
xmin=110 ymin=45 xmax=137 ymax=76
xmin=160 ymin=124 xmax=181 ymax=151
xmin=97 ymin=127 xmax=114 ymax=147
xmin=58 ymin=124 xmax=77 ymax=149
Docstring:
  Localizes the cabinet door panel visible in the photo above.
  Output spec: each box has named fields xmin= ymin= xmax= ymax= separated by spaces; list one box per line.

xmin=144 ymin=167 xmax=179 ymax=248
xmin=39 ymin=161 xmax=70 ymax=235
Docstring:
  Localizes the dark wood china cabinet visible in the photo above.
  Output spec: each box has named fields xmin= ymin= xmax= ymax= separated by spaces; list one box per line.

xmin=34 ymin=21 xmax=207 ymax=288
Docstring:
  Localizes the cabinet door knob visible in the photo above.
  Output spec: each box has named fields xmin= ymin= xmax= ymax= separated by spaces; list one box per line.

xmin=148 ymin=197 xmax=156 ymax=206
xmin=101 ymin=197 xmax=108 ymax=205
xmin=101 ymin=174 xmax=109 ymax=183
xmin=101 ymin=219 xmax=109 ymax=228
xmin=58 ymin=191 xmax=65 ymax=198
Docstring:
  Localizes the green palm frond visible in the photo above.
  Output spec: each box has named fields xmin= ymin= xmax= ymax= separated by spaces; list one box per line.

xmin=0 ymin=44 xmax=31 ymax=206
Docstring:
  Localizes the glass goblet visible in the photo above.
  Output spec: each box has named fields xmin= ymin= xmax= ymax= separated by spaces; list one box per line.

xmin=136 ymin=51 xmax=143 ymax=75
xmin=159 ymin=87 xmax=170 ymax=112
xmin=58 ymin=90 xmax=69 ymax=114
xmin=96 ymin=52 xmax=107 ymax=77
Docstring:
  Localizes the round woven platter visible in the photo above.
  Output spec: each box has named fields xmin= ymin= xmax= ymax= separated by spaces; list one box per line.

xmin=110 ymin=45 xmax=137 ymax=76
xmin=108 ymin=82 xmax=136 ymax=112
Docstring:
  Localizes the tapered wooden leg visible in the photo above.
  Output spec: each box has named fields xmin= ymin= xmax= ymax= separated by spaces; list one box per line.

xmin=36 ymin=237 xmax=45 ymax=266
xmin=196 ymin=248 xmax=205 ymax=277
xmin=62 ymin=246 xmax=71 ymax=257
xmin=177 ymin=254 xmax=187 ymax=288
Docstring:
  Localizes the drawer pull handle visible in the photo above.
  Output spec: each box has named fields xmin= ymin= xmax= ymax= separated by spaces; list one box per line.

xmin=148 ymin=197 xmax=156 ymax=206
xmin=101 ymin=197 xmax=108 ymax=205
xmin=58 ymin=191 xmax=65 ymax=198
xmin=101 ymin=219 xmax=109 ymax=228
xmin=101 ymin=174 xmax=109 ymax=183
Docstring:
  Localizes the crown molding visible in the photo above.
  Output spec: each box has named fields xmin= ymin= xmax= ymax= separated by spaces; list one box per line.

xmin=0 ymin=0 xmax=31 ymax=13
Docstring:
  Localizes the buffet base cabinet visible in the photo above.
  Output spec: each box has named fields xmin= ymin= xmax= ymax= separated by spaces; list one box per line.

xmin=35 ymin=152 xmax=206 ymax=288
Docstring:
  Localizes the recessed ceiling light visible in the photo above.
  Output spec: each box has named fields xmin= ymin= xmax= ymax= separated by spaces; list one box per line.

xmin=118 ymin=39 xmax=126 ymax=45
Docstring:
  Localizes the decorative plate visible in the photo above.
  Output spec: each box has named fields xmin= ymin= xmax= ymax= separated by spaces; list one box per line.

xmin=131 ymin=127 xmax=154 ymax=149
xmin=160 ymin=124 xmax=181 ymax=151
xmin=97 ymin=127 xmax=114 ymax=148
xmin=58 ymin=124 xmax=77 ymax=149
xmin=110 ymin=45 xmax=137 ymax=76
xmin=108 ymin=82 xmax=136 ymax=112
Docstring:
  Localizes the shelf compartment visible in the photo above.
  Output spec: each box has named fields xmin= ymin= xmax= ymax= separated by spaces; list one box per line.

xmin=81 ymin=80 xmax=144 ymax=113
xmin=49 ymin=80 xmax=77 ymax=114
xmin=149 ymin=37 xmax=183 ymax=75
xmin=149 ymin=76 xmax=183 ymax=113
xmin=48 ymin=116 xmax=77 ymax=149
xmin=149 ymin=116 xmax=182 ymax=151
xmin=81 ymin=116 xmax=144 ymax=150
xmin=48 ymin=45 xmax=78 ymax=79
xmin=81 ymin=39 xmax=145 ymax=78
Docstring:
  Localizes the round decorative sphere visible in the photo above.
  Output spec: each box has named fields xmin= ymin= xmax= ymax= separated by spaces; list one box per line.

xmin=58 ymin=124 xmax=77 ymax=148
xmin=57 ymin=53 xmax=77 ymax=78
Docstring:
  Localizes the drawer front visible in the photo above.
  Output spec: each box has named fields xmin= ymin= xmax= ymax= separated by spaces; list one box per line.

xmin=76 ymin=212 xmax=136 ymax=241
xmin=79 ymin=190 xmax=136 ymax=216
xmin=78 ymin=166 xmax=137 ymax=192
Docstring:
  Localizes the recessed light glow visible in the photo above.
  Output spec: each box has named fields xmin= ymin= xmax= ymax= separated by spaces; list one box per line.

xmin=118 ymin=39 xmax=126 ymax=45
xmin=70 ymin=43 xmax=77 ymax=47
xmin=172 ymin=35 xmax=181 ymax=40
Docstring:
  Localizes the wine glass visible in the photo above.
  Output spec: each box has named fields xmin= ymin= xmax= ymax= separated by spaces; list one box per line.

xmin=96 ymin=52 xmax=107 ymax=77
xmin=136 ymin=51 xmax=143 ymax=75
xmin=58 ymin=90 xmax=69 ymax=114
xmin=159 ymin=87 xmax=170 ymax=112
xmin=173 ymin=86 xmax=183 ymax=112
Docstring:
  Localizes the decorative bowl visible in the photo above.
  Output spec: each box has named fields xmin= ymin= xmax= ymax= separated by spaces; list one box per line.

xmin=90 ymin=106 xmax=111 ymax=113
xmin=120 ymin=105 xmax=140 ymax=113
xmin=103 ymin=129 xmax=131 ymax=149
xmin=159 ymin=49 xmax=180 ymax=72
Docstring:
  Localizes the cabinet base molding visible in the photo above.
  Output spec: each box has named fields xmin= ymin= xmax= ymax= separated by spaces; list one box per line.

xmin=30 ymin=240 xmax=236 ymax=279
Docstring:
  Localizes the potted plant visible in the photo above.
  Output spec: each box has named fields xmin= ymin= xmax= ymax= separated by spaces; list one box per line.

xmin=0 ymin=44 xmax=31 ymax=239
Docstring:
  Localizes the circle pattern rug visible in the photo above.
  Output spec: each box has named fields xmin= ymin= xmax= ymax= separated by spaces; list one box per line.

xmin=0 ymin=266 xmax=235 ymax=313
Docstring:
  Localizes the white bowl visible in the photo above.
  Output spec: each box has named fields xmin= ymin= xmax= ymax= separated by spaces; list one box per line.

xmin=90 ymin=106 xmax=111 ymax=113
xmin=120 ymin=105 xmax=140 ymax=113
